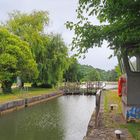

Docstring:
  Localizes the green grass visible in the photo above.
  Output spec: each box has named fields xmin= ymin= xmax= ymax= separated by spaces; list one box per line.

xmin=104 ymin=90 xmax=140 ymax=140
xmin=104 ymin=91 xmax=109 ymax=112
xmin=0 ymin=87 xmax=58 ymax=103
xmin=121 ymin=123 xmax=140 ymax=140
xmin=103 ymin=90 xmax=122 ymax=128
xmin=104 ymin=90 xmax=122 ymax=113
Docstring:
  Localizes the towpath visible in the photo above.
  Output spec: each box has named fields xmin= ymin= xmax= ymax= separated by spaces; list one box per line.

xmin=84 ymin=90 xmax=134 ymax=140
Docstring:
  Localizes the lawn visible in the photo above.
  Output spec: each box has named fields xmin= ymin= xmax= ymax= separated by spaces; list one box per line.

xmin=0 ymin=87 xmax=58 ymax=104
xmin=121 ymin=123 xmax=140 ymax=140
xmin=104 ymin=90 xmax=140 ymax=140
xmin=104 ymin=90 xmax=122 ymax=113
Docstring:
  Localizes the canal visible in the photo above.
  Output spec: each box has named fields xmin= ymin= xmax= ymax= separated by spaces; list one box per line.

xmin=0 ymin=95 xmax=95 ymax=140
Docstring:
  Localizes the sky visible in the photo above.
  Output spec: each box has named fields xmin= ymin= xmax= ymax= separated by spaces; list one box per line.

xmin=0 ymin=0 xmax=118 ymax=70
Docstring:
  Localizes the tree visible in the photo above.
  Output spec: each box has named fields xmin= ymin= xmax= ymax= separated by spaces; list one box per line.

xmin=5 ymin=11 xmax=70 ymax=87
xmin=107 ymin=69 xmax=118 ymax=81
xmin=0 ymin=27 xmax=38 ymax=93
xmin=96 ymin=68 xmax=108 ymax=81
xmin=64 ymin=57 xmax=81 ymax=82
xmin=45 ymin=34 xmax=69 ymax=86
xmin=76 ymin=64 xmax=101 ymax=81
xmin=5 ymin=10 xmax=49 ymax=85
xmin=86 ymin=69 xmax=100 ymax=81
xmin=78 ymin=65 xmax=94 ymax=80
xmin=66 ymin=0 xmax=140 ymax=55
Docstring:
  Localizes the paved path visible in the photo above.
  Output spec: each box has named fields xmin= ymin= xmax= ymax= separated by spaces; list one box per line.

xmin=84 ymin=91 xmax=134 ymax=140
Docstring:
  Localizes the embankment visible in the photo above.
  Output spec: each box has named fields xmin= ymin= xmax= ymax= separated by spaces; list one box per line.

xmin=0 ymin=92 xmax=63 ymax=115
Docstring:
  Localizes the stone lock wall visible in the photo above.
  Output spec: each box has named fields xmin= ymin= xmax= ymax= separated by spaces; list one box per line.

xmin=0 ymin=92 xmax=63 ymax=115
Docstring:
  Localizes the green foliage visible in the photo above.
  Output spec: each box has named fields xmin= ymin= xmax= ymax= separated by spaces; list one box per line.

xmin=86 ymin=69 xmax=100 ymax=81
xmin=0 ymin=27 xmax=38 ymax=93
xmin=6 ymin=10 xmax=49 ymax=36
xmin=121 ymin=123 xmax=140 ymax=140
xmin=44 ymin=34 xmax=69 ymax=85
xmin=64 ymin=57 xmax=82 ymax=82
xmin=106 ymin=69 xmax=118 ymax=81
xmin=81 ymin=65 xmax=118 ymax=81
xmin=66 ymin=0 xmax=140 ymax=55
xmin=78 ymin=65 xmax=100 ymax=81
xmin=78 ymin=64 xmax=95 ymax=81
xmin=5 ymin=11 xmax=69 ymax=86
xmin=5 ymin=11 xmax=49 ymax=82
xmin=115 ymin=65 xmax=122 ymax=80
xmin=6 ymin=10 xmax=49 ymax=63
xmin=96 ymin=68 xmax=109 ymax=81
xmin=0 ymin=53 xmax=17 ymax=81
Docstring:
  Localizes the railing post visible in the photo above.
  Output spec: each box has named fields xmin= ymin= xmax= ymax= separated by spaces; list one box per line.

xmin=95 ymin=89 xmax=101 ymax=128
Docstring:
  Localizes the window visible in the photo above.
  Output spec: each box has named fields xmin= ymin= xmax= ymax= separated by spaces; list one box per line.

xmin=120 ymin=58 xmax=125 ymax=73
xmin=128 ymin=55 xmax=140 ymax=72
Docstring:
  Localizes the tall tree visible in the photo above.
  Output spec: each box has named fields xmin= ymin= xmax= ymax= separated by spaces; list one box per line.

xmin=64 ymin=57 xmax=81 ymax=82
xmin=107 ymin=69 xmax=118 ymax=81
xmin=5 ymin=11 xmax=69 ymax=87
xmin=0 ymin=27 xmax=38 ymax=93
xmin=66 ymin=0 xmax=140 ymax=55
xmin=45 ymin=34 xmax=69 ymax=86
xmin=5 ymin=11 xmax=49 ymax=85
xmin=85 ymin=69 xmax=100 ymax=81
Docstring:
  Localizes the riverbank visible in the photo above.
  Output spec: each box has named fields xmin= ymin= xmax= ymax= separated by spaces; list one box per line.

xmin=84 ymin=90 xmax=137 ymax=140
xmin=0 ymin=88 xmax=58 ymax=103
xmin=0 ymin=89 xmax=63 ymax=115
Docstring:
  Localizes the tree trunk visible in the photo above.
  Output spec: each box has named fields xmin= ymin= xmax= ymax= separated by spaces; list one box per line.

xmin=1 ymin=81 xmax=13 ymax=93
xmin=31 ymin=82 xmax=38 ymax=87
xmin=21 ymin=81 xmax=24 ymax=88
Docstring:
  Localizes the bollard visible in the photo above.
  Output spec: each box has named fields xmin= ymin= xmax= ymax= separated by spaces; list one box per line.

xmin=115 ymin=130 xmax=122 ymax=139
xmin=25 ymin=98 xmax=28 ymax=107
xmin=110 ymin=105 xmax=114 ymax=110
xmin=110 ymin=104 xmax=118 ymax=111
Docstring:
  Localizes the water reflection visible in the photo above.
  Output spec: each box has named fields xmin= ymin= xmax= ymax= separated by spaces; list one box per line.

xmin=0 ymin=95 xmax=95 ymax=140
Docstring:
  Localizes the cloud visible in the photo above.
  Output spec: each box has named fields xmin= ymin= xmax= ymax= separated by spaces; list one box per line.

xmin=0 ymin=0 xmax=117 ymax=70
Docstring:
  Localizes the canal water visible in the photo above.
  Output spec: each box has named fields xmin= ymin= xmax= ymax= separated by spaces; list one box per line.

xmin=0 ymin=95 xmax=95 ymax=140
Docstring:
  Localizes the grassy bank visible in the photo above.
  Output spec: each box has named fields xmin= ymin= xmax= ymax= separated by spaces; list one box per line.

xmin=122 ymin=123 xmax=140 ymax=140
xmin=104 ymin=90 xmax=122 ymax=113
xmin=0 ymin=87 xmax=58 ymax=104
xmin=104 ymin=90 xmax=140 ymax=140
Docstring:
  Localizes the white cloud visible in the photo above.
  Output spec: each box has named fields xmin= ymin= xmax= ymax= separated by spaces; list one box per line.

xmin=78 ymin=46 xmax=118 ymax=70
xmin=0 ymin=0 xmax=117 ymax=70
